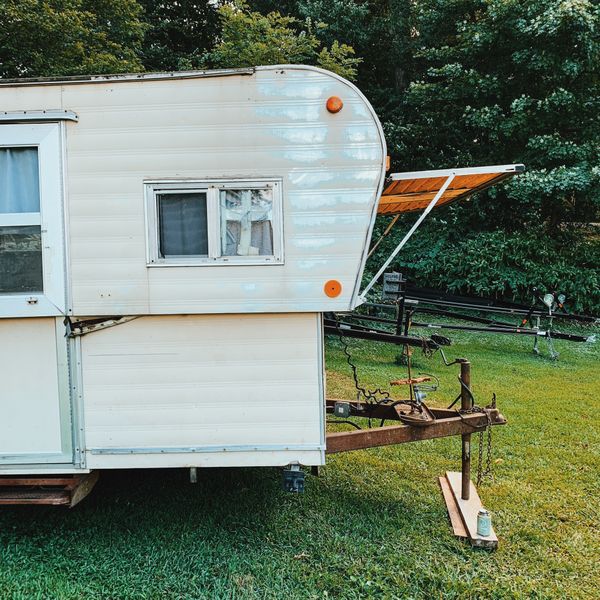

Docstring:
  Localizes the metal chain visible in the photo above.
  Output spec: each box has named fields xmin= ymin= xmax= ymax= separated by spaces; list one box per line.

xmin=332 ymin=315 xmax=393 ymax=428
xmin=486 ymin=424 xmax=493 ymax=479
xmin=477 ymin=430 xmax=484 ymax=486
xmin=476 ymin=410 xmax=494 ymax=486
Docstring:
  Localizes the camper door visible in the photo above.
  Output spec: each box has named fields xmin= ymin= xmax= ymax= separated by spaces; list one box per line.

xmin=0 ymin=122 xmax=73 ymax=466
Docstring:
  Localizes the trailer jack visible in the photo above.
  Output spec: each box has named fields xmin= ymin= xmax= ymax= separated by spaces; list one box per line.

xmin=325 ymin=360 xmax=503 ymax=549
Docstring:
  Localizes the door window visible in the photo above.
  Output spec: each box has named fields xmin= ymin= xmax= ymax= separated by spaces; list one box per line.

xmin=0 ymin=124 xmax=65 ymax=317
xmin=0 ymin=147 xmax=43 ymax=293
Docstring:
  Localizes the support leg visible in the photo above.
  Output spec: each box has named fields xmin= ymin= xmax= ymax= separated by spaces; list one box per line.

xmin=460 ymin=360 xmax=472 ymax=500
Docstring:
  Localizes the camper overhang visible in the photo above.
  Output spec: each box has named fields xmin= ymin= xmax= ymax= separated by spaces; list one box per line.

xmin=378 ymin=164 xmax=525 ymax=215
xmin=359 ymin=164 xmax=525 ymax=301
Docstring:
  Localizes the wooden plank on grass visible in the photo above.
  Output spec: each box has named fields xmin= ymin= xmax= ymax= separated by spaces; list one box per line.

xmin=446 ymin=471 xmax=498 ymax=549
xmin=70 ymin=471 xmax=100 ymax=508
xmin=439 ymin=475 xmax=468 ymax=539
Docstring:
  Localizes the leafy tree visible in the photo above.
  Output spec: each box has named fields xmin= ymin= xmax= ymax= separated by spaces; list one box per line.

xmin=138 ymin=1 xmax=219 ymax=71
xmin=0 ymin=0 xmax=146 ymax=78
xmin=394 ymin=0 xmax=600 ymax=227
xmin=374 ymin=0 xmax=600 ymax=310
xmin=206 ymin=1 xmax=361 ymax=80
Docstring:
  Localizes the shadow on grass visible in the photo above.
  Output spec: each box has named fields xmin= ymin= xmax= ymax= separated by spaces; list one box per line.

xmin=0 ymin=464 xmax=440 ymax=547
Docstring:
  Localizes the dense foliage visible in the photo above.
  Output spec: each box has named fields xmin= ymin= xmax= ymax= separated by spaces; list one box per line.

xmin=0 ymin=0 xmax=598 ymax=310
xmin=206 ymin=1 xmax=361 ymax=80
xmin=0 ymin=0 xmax=146 ymax=77
xmin=138 ymin=1 xmax=218 ymax=71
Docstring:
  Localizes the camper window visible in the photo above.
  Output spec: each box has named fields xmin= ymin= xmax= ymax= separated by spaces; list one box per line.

xmin=146 ymin=180 xmax=283 ymax=266
xmin=0 ymin=147 xmax=43 ymax=293
xmin=157 ymin=192 xmax=209 ymax=258
xmin=220 ymin=188 xmax=274 ymax=257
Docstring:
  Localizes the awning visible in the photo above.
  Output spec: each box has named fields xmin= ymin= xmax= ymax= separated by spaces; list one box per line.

xmin=359 ymin=163 xmax=525 ymax=301
xmin=377 ymin=164 xmax=525 ymax=215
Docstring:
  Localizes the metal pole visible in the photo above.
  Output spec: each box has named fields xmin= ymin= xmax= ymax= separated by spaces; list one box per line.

xmin=359 ymin=173 xmax=456 ymax=300
xmin=460 ymin=360 xmax=472 ymax=500
xmin=367 ymin=214 xmax=400 ymax=258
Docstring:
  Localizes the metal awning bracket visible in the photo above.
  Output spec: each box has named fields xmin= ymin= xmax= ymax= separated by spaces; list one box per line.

xmin=359 ymin=173 xmax=456 ymax=301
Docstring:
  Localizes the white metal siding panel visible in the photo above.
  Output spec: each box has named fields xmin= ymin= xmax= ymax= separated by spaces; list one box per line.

xmin=0 ymin=319 xmax=66 ymax=462
xmin=0 ymin=86 xmax=63 ymax=111
xmin=0 ymin=67 xmax=384 ymax=315
xmin=84 ymin=451 xmax=323 ymax=469
xmin=81 ymin=313 xmax=324 ymax=468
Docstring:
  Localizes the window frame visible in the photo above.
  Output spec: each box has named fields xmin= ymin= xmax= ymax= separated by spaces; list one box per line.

xmin=145 ymin=179 xmax=284 ymax=267
xmin=0 ymin=123 xmax=66 ymax=317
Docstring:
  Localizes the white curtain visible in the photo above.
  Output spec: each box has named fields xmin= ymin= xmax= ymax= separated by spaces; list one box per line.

xmin=0 ymin=147 xmax=40 ymax=213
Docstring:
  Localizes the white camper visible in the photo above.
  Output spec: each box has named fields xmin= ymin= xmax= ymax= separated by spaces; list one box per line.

xmin=0 ymin=66 xmax=386 ymax=477
xmin=0 ymin=66 xmax=522 ymax=505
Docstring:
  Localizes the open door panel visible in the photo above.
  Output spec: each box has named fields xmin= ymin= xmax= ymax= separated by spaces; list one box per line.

xmin=377 ymin=164 xmax=525 ymax=215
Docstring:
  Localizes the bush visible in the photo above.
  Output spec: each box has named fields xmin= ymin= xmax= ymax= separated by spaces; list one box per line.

xmin=365 ymin=214 xmax=600 ymax=314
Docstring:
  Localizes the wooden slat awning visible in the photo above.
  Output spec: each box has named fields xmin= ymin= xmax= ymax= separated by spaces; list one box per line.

xmin=377 ymin=164 xmax=525 ymax=215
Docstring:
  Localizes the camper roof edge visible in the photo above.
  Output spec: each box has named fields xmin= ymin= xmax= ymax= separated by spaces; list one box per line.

xmin=0 ymin=67 xmax=257 ymax=87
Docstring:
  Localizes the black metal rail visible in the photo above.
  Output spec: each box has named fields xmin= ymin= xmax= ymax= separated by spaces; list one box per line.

xmin=337 ymin=311 xmax=591 ymax=343
xmin=323 ymin=319 xmax=440 ymax=350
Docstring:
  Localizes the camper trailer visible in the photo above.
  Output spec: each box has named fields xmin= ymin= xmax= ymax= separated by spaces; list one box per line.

xmin=0 ymin=66 xmax=520 ymax=512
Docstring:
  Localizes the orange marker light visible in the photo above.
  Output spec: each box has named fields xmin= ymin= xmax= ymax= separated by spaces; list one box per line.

xmin=324 ymin=280 xmax=342 ymax=298
xmin=326 ymin=96 xmax=343 ymax=113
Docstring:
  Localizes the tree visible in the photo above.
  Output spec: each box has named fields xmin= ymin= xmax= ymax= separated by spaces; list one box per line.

xmin=0 ymin=0 xmax=146 ymax=78
xmin=206 ymin=1 xmax=361 ymax=80
xmin=396 ymin=0 xmax=599 ymax=226
xmin=372 ymin=0 xmax=600 ymax=310
xmin=138 ymin=1 xmax=219 ymax=71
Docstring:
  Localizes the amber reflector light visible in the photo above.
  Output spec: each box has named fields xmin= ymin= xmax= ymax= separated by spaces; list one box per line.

xmin=326 ymin=96 xmax=343 ymax=113
xmin=324 ymin=280 xmax=342 ymax=298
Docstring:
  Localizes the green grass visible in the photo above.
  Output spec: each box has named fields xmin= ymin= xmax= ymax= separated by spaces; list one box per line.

xmin=0 ymin=327 xmax=599 ymax=599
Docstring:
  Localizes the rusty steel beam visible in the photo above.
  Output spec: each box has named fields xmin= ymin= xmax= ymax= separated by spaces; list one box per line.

xmin=326 ymin=399 xmax=406 ymax=421
xmin=326 ymin=399 xmax=472 ymax=423
xmin=326 ymin=409 xmax=506 ymax=454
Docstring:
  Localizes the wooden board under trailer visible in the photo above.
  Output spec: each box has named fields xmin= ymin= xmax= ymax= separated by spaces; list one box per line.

xmin=0 ymin=472 xmax=99 ymax=507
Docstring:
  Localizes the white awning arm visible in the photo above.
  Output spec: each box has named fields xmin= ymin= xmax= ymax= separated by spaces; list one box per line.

xmin=359 ymin=173 xmax=456 ymax=301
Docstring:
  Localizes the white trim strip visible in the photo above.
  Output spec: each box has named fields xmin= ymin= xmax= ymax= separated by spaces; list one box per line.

xmin=90 ymin=444 xmax=325 ymax=455
xmin=0 ymin=212 xmax=41 ymax=227
xmin=0 ymin=110 xmax=78 ymax=123
xmin=389 ymin=164 xmax=524 ymax=181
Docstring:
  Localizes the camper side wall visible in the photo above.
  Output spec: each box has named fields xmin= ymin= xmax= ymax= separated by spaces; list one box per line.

xmin=79 ymin=313 xmax=325 ymax=468
xmin=0 ymin=67 xmax=385 ymax=316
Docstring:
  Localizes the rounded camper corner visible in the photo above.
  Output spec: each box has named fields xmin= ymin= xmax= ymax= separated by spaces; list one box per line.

xmin=255 ymin=64 xmax=388 ymax=311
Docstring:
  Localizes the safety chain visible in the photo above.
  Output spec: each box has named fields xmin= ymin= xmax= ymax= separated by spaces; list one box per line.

xmin=332 ymin=315 xmax=391 ymax=427
xmin=477 ymin=410 xmax=493 ymax=487
xmin=454 ymin=388 xmax=495 ymax=487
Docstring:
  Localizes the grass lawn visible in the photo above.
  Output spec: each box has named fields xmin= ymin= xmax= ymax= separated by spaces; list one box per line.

xmin=0 ymin=326 xmax=598 ymax=599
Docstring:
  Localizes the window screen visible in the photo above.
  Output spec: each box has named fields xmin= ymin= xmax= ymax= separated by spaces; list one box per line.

xmin=158 ymin=192 xmax=208 ymax=257
xmin=220 ymin=188 xmax=274 ymax=257
xmin=0 ymin=147 xmax=43 ymax=293
xmin=0 ymin=226 xmax=43 ymax=293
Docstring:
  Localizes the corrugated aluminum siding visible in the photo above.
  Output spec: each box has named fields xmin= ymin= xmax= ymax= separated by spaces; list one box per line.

xmin=0 ymin=66 xmax=385 ymax=315
xmin=81 ymin=313 xmax=324 ymax=468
